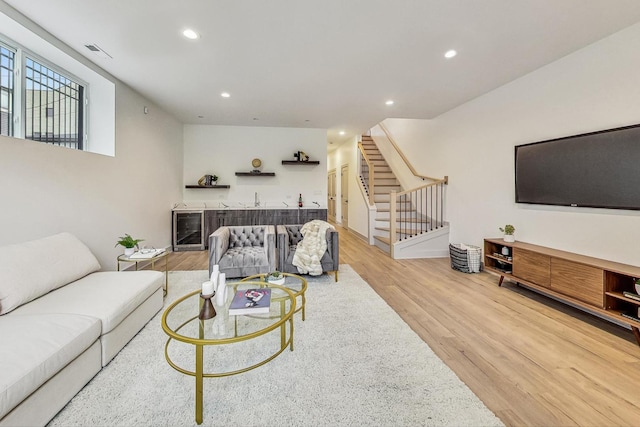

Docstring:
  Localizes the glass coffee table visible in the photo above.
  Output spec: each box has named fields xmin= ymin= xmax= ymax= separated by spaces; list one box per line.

xmin=161 ymin=281 xmax=296 ymax=425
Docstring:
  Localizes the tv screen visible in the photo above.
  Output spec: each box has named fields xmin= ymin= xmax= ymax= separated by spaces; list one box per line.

xmin=514 ymin=124 xmax=640 ymax=210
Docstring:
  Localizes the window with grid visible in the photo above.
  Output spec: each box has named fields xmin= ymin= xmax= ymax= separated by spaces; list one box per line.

xmin=24 ymin=57 xmax=84 ymax=149
xmin=0 ymin=44 xmax=14 ymax=137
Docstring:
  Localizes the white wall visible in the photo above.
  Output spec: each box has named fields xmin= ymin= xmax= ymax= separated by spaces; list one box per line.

xmin=0 ymin=85 xmax=183 ymax=270
xmin=382 ymin=21 xmax=640 ymax=266
xmin=0 ymin=3 xmax=116 ymax=156
xmin=328 ymin=136 xmax=369 ymax=238
xmin=183 ymin=125 xmax=327 ymax=208
xmin=0 ymin=9 xmax=183 ymax=270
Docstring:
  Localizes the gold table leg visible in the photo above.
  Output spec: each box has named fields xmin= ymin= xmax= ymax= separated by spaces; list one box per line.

xmin=164 ymin=253 xmax=168 ymax=296
xmin=195 ymin=343 xmax=203 ymax=425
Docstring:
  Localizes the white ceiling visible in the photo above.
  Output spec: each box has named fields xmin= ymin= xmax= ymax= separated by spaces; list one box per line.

xmin=5 ymin=0 xmax=640 ymax=148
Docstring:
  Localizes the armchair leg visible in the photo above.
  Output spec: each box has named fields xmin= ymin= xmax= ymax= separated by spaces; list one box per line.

xmin=334 ymin=270 xmax=338 ymax=282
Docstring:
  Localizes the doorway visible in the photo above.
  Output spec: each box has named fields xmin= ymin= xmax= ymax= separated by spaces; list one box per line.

xmin=341 ymin=164 xmax=349 ymax=228
xmin=328 ymin=169 xmax=337 ymax=222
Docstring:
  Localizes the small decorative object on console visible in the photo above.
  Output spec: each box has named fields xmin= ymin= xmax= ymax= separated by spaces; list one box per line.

xmin=229 ymin=288 xmax=271 ymax=316
xmin=499 ymin=224 xmax=515 ymax=242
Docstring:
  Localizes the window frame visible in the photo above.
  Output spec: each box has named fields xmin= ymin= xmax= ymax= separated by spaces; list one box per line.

xmin=0 ymin=41 xmax=16 ymax=137
xmin=0 ymin=34 xmax=89 ymax=150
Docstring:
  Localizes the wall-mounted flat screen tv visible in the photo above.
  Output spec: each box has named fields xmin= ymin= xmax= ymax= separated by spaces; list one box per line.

xmin=515 ymin=123 xmax=640 ymax=211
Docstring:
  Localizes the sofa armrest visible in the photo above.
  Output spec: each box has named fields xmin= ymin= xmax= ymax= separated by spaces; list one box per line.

xmin=326 ymin=228 xmax=339 ymax=270
xmin=208 ymin=227 xmax=230 ymax=276
xmin=276 ymin=225 xmax=290 ymax=262
xmin=264 ymin=225 xmax=277 ymax=272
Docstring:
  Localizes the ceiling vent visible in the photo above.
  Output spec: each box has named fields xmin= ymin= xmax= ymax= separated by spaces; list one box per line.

xmin=84 ymin=44 xmax=112 ymax=60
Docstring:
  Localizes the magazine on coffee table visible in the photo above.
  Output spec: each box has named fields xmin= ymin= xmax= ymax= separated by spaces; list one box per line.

xmin=129 ymin=248 xmax=166 ymax=259
xmin=229 ymin=288 xmax=271 ymax=316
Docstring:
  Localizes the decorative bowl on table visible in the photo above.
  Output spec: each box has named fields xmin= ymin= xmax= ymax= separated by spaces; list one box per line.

xmin=266 ymin=272 xmax=285 ymax=286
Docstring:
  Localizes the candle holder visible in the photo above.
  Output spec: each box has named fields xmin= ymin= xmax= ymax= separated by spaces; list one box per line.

xmin=198 ymin=293 xmax=216 ymax=320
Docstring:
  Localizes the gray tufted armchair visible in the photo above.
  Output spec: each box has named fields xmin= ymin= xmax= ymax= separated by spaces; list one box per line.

xmin=208 ymin=225 xmax=276 ymax=278
xmin=277 ymin=223 xmax=339 ymax=281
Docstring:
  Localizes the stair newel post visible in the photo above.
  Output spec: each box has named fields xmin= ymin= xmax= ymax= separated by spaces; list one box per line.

xmin=390 ymin=190 xmax=397 ymax=258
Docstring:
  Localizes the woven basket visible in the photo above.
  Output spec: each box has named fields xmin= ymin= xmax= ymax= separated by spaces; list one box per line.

xmin=449 ymin=243 xmax=482 ymax=274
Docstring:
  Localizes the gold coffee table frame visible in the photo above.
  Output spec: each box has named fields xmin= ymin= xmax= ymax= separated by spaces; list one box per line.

xmin=241 ymin=272 xmax=308 ymax=320
xmin=161 ymin=281 xmax=296 ymax=425
xmin=117 ymin=251 xmax=169 ymax=296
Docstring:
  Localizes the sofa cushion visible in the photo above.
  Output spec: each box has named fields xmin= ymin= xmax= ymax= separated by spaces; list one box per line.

xmin=0 ymin=233 xmax=101 ymax=315
xmin=229 ymin=227 xmax=266 ymax=248
xmin=220 ymin=247 xmax=269 ymax=270
xmin=10 ymin=271 xmax=163 ymax=334
xmin=0 ymin=313 xmax=101 ymax=419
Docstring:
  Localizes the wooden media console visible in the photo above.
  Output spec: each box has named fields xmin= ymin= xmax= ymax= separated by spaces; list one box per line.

xmin=484 ymin=238 xmax=640 ymax=346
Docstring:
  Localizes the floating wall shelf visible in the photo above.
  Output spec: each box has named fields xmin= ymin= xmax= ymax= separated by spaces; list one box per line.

xmin=235 ymin=172 xmax=276 ymax=177
xmin=185 ymin=185 xmax=231 ymax=189
xmin=282 ymin=160 xmax=320 ymax=165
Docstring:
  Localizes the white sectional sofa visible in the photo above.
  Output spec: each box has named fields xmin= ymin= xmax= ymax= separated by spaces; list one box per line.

xmin=0 ymin=233 xmax=164 ymax=427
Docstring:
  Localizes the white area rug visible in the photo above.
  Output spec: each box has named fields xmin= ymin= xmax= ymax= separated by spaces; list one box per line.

xmin=48 ymin=265 xmax=503 ymax=427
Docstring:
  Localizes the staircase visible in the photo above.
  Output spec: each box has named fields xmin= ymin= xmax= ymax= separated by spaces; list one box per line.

xmin=360 ymin=136 xmax=419 ymax=253
xmin=359 ymin=134 xmax=449 ymax=258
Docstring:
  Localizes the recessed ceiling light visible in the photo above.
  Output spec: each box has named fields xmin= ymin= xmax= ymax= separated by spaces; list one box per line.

xmin=385 ymin=100 xmax=394 ymax=105
xmin=339 ymin=131 xmax=345 ymax=135
xmin=183 ymin=29 xmax=199 ymax=40
xmin=221 ymin=92 xmax=230 ymax=98
xmin=444 ymin=49 xmax=457 ymax=59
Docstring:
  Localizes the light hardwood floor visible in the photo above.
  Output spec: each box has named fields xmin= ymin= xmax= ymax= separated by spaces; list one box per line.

xmin=157 ymin=224 xmax=640 ymax=426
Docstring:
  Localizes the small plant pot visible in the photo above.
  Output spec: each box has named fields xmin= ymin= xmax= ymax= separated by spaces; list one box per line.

xmin=124 ymin=247 xmax=135 ymax=256
xmin=267 ymin=276 xmax=285 ymax=285
xmin=503 ymin=234 xmax=515 ymax=243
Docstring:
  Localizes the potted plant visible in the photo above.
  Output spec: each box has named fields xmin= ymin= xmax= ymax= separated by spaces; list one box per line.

xmin=499 ymin=225 xmax=515 ymax=242
xmin=266 ymin=271 xmax=285 ymax=285
xmin=115 ymin=234 xmax=144 ymax=256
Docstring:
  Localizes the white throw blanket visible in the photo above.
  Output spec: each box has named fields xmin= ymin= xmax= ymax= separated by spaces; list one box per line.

xmin=292 ymin=220 xmax=333 ymax=276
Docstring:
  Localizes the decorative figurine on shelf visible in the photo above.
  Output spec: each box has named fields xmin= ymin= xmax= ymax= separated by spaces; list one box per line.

xmin=294 ymin=151 xmax=310 ymax=162
xmin=198 ymin=174 xmax=219 ymax=186
xmin=251 ymin=158 xmax=262 ymax=173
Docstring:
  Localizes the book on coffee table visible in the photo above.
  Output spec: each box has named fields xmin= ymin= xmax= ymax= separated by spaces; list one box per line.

xmin=229 ymin=288 xmax=271 ymax=316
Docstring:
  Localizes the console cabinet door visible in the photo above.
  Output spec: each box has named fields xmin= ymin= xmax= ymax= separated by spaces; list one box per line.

xmin=512 ymin=248 xmax=551 ymax=288
xmin=551 ymin=258 xmax=603 ymax=308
